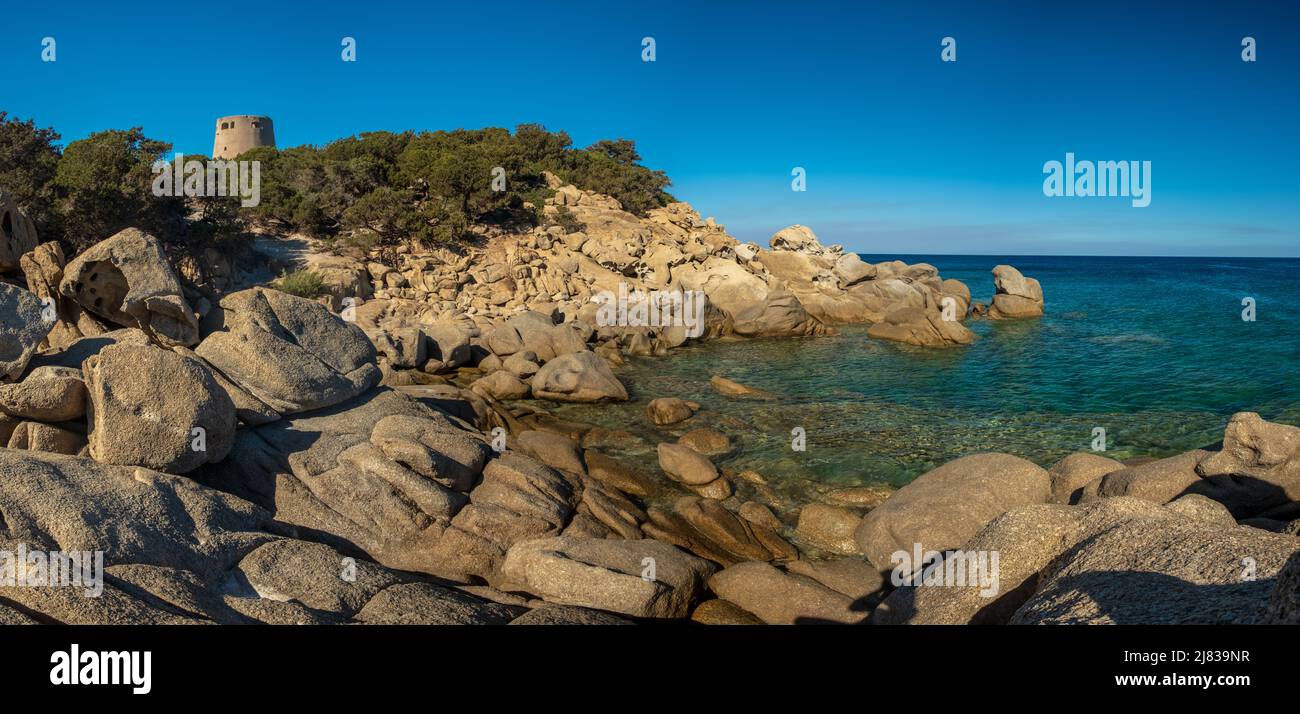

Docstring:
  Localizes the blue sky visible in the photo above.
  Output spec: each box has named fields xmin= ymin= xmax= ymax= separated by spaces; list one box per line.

xmin=2 ymin=0 xmax=1297 ymax=256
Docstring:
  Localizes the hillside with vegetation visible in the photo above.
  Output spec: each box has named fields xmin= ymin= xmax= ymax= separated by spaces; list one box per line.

xmin=0 ymin=112 xmax=674 ymax=257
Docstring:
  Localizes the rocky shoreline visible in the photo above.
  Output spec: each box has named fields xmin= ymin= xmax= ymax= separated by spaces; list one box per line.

xmin=1 ymin=183 xmax=1296 ymax=625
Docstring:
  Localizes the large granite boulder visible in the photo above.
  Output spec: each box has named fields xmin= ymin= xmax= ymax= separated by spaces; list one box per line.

xmin=196 ymin=287 xmax=381 ymax=414
xmin=854 ymin=453 xmax=1051 ymax=569
xmin=1011 ymin=516 xmax=1300 ymax=624
xmin=59 ymin=228 xmax=199 ymax=346
xmin=0 ymin=189 xmax=39 ymax=271
xmin=500 ymin=536 xmax=715 ymax=619
xmin=988 ymin=264 xmax=1044 ymax=318
xmin=874 ymin=497 xmax=1174 ymax=625
xmin=866 ymin=306 xmax=975 ymax=347
xmin=1085 ymin=414 xmax=1300 ymax=520
xmin=195 ymin=390 xmax=489 ymax=575
xmin=530 ymin=350 xmax=628 ymax=403
xmin=707 ymin=561 xmax=865 ymax=624
xmin=83 ymin=343 xmax=236 ymax=473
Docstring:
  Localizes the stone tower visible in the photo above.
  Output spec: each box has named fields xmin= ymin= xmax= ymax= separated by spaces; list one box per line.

xmin=212 ymin=115 xmax=275 ymax=159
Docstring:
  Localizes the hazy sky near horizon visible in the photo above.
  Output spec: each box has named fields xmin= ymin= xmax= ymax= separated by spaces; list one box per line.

xmin=2 ymin=0 xmax=1297 ymax=256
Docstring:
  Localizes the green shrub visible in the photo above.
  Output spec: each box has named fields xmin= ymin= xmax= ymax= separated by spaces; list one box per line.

xmin=271 ymin=269 xmax=325 ymax=298
xmin=550 ymin=206 xmax=585 ymax=234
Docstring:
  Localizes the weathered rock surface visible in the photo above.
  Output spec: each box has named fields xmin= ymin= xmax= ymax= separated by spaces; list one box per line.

xmin=795 ymin=503 xmax=863 ymax=555
xmin=854 ymin=453 xmax=1051 ymax=569
xmin=708 ymin=561 xmax=864 ymax=624
xmin=83 ymin=344 xmax=236 ymax=473
xmin=59 ymin=228 xmax=199 ymax=346
xmin=196 ymin=287 xmax=381 ymax=414
xmin=1048 ymin=452 xmax=1124 ymax=504
xmin=500 ymin=536 xmax=715 ymax=618
xmin=0 ymin=190 xmax=39 ymax=271
xmin=0 ymin=365 xmax=86 ymax=421
xmin=988 ymin=264 xmax=1044 ymax=319
xmin=657 ymin=442 xmax=718 ymax=485
xmin=867 ymin=306 xmax=975 ymax=347
xmin=646 ymin=397 xmax=697 ymax=425
xmin=1011 ymin=517 xmax=1299 ymax=625
xmin=530 ymin=350 xmax=628 ymax=403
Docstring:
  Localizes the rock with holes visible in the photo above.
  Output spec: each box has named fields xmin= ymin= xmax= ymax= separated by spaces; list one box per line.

xmin=0 ymin=282 xmax=54 ymax=380
xmin=195 ymin=287 xmax=380 ymax=414
xmin=58 ymin=228 xmax=199 ymax=346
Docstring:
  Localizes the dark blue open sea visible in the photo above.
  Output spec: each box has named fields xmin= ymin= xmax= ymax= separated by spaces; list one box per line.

xmin=549 ymin=256 xmax=1300 ymax=501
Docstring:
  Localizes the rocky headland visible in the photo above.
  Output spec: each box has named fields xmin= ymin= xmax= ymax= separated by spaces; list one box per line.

xmin=1 ymin=181 xmax=1296 ymax=626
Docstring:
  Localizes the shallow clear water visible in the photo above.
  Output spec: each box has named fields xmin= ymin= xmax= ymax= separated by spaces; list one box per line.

xmin=549 ymin=255 xmax=1300 ymax=501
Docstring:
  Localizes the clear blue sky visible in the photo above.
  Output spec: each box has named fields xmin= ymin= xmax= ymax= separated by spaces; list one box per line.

xmin=2 ymin=0 xmax=1296 ymax=256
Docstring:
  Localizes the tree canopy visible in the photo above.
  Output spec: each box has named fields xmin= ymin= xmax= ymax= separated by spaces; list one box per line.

xmin=0 ymin=114 xmax=675 ymax=257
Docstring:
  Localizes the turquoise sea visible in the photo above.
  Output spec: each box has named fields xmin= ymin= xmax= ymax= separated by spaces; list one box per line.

xmin=548 ymin=256 xmax=1300 ymax=500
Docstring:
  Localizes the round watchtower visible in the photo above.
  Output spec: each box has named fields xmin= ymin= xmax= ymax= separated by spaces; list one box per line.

xmin=212 ymin=115 xmax=275 ymax=159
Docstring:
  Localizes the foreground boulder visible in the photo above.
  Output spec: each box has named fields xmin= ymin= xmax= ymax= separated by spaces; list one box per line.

xmin=59 ymin=228 xmax=200 ymax=346
xmin=196 ymin=287 xmax=381 ymax=414
xmin=0 ymin=449 xmax=533 ymax=624
xmin=530 ymin=350 xmax=628 ymax=403
xmin=874 ymin=497 xmax=1175 ymax=625
xmin=854 ymin=453 xmax=1051 ymax=569
xmin=500 ymin=536 xmax=715 ymax=618
xmin=0 ymin=450 xmax=272 ymax=623
xmin=83 ymin=344 xmax=236 ymax=473
xmin=708 ymin=561 xmax=865 ymax=624
xmin=197 ymin=390 xmax=489 ymax=574
xmin=1012 ymin=514 xmax=1300 ymax=624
